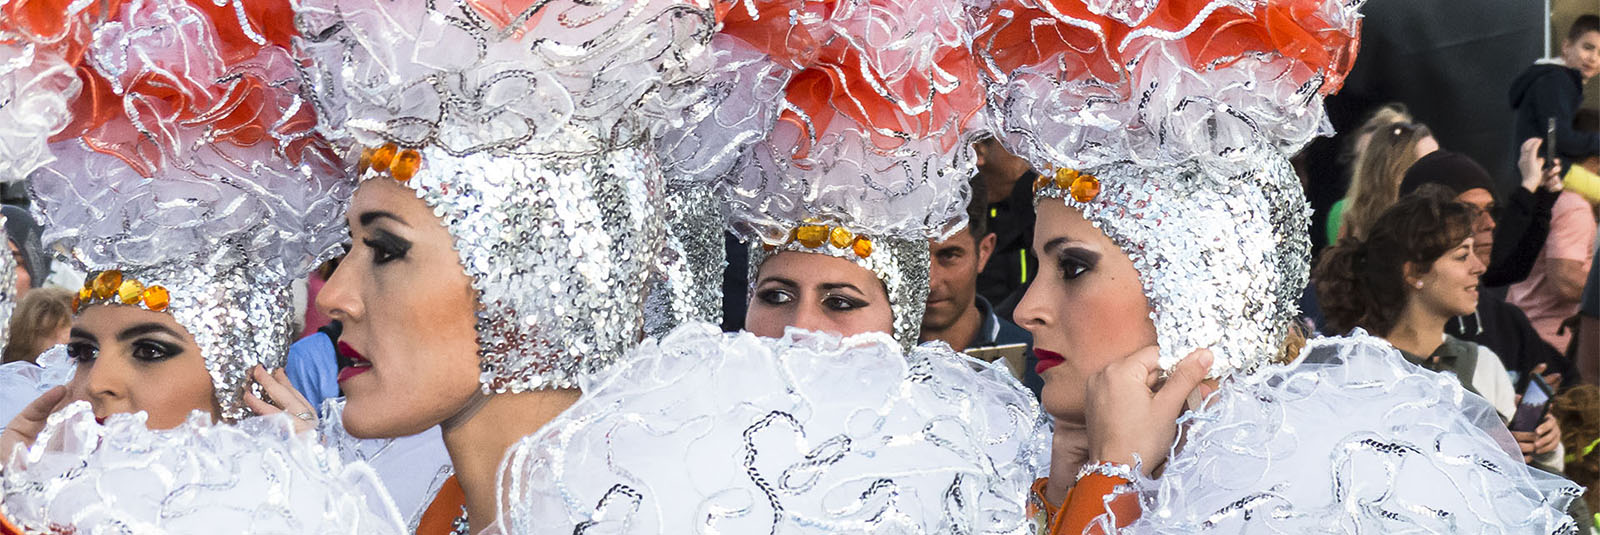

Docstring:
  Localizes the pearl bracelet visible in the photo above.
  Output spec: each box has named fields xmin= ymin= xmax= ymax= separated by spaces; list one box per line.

xmin=1075 ymin=460 xmax=1136 ymax=482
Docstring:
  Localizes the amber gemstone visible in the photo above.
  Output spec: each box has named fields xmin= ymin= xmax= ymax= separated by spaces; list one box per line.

xmin=371 ymin=143 xmax=398 ymax=173
xmin=77 ymin=286 xmax=91 ymax=302
xmin=356 ymin=147 xmax=377 ymax=175
xmin=794 ymin=224 xmax=828 ymax=248
xmin=143 ymin=286 xmax=170 ymax=312
xmin=392 ymin=149 xmax=422 ymax=183
xmin=71 ymin=294 xmax=81 ymax=313
xmin=828 ymin=227 xmax=854 ymax=248
xmin=1069 ymin=173 xmax=1101 ymax=202
xmin=92 ymin=270 xmax=122 ymax=300
xmin=117 ymin=279 xmax=145 ymax=305
xmin=1033 ymin=173 xmax=1051 ymax=192
xmin=1053 ymin=167 xmax=1079 ymax=190
xmin=852 ymin=236 xmax=874 ymax=258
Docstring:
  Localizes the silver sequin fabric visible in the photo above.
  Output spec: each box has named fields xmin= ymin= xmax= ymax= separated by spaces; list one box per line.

xmin=1095 ymin=332 xmax=1583 ymax=533
xmin=968 ymin=0 xmax=1363 ymax=376
xmin=493 ymin=322 xmax=1050 ymax=534
xmin=295 ymin=0 xmax=715 ymax=392
xmin=643 ymin=185 xmax=726 ymax=338
xmin=1034 ymin=156 xmax=1310 ymax=376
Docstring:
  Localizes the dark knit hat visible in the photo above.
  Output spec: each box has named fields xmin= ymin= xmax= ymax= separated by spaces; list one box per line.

xmin=1399 ymin=150 xmax=1496 ymax=197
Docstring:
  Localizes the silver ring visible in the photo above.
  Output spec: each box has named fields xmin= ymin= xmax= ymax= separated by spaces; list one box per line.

xmin=293 ymin=411 xmax=315 ymax=422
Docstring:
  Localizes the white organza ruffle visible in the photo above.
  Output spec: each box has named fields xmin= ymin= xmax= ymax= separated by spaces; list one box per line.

xmin=317 ymin=397 xmax=454 ymax=530
xmin=1102 ymin=331 xmax=1582 ymax=533
xmin=1 ymin=402 xmax=407 ymax=534
xmin=0 ymin=345 xmax=74 ymax=427
xmin=493 ymin=322 xmax=1049 ymax=533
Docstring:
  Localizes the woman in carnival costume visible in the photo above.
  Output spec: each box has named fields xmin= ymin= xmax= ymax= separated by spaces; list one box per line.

xmin=0 ymin=1 xmax=406 ymax=532
xmin=292 ymin=0 xmax=718 ymax=531
xmin=487 ymin=1 xmax=1049 ymax=533
xmin=965 ymin=0 xmax=1584 ymax=532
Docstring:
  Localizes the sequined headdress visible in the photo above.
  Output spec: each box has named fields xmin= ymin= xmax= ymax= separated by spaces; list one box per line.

xmin=14 ymin=0 xmax=348 ymax=420
xmin=968 ymin=0 xmax=1362 ymax=376
xmin=700 ymin=0 xmax=982 ymax=347
xmin=295 ymin=0 xmax=714 ymax=392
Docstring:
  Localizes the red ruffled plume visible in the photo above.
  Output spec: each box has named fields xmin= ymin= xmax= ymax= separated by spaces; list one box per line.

xmin=978 ymin=0 xmax=1360 ymax=95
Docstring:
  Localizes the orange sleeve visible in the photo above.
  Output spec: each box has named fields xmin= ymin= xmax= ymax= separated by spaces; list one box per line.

xmin=1047 ymin=473 xmax=1141 ymax=535
xmin=0 ymin=510 xmax=22 ymax=535
xmin=416 ymin=475 xmax=467 ymax=535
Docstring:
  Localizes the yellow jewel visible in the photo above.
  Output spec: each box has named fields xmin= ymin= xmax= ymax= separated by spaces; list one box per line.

xmin=1069 ymin=173 xmax=1101 ymax=202
xmin=828 ymin=227 xmax=854 ymax=249
xmin=142 ymin=286 xmax=170 ymax=312
xmin=794 ymin=224 xmax=828 ymax=249
xmin=117 ymin=279 xmax=145 ymax=305
xmin=1053 ymin=167 xmax=1079 ymax=190
xmin=91 ymin=270 xmax=122 ymax=300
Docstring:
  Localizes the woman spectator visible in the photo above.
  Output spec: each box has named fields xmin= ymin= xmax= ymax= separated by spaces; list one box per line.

xmin=1317 ymin=186 xmax=1564 ymax=469
xmin=1 ymin=287 xmax=71 ymax=365
xmin=1328 ymin=111 xmax=1437 ymax=242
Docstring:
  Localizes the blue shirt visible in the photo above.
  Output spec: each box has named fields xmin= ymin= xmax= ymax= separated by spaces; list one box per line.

xmin=285 ymin=331 xmax=340 ymax=409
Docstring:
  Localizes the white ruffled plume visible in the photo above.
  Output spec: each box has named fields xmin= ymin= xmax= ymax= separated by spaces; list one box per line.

xmin=1101 ymin=331 xmax=1582 ymax=533
xmin=2 ymin=402 xmax=407 ymax=534
xmin=0 ymin=345 xmax=74 ymax=427
xmin=0 ymin=40 xmax=78 ymax=184
xmin=493 ymin=322 xmax=1049 ymax=533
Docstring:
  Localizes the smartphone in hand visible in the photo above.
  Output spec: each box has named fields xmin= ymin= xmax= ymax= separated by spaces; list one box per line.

xmin=1544 ymin=117 xmax=1557 ymax=171
xmin=1508 ymin=371 xmax=1553 ymax=433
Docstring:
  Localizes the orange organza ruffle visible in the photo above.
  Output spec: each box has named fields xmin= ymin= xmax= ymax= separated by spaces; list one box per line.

xmin=978 ymin=0 xmax=1359 ymax=95
xmin=6 ymin=0 xmax=315 ymax=177
xmin=721 ymin=0 xmax=981 ymax=160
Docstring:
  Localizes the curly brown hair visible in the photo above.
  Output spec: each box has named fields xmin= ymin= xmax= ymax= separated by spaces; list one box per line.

xmin=1553 ymin=385 xmax=1600 ymax=513
xmin=1314 ymin=185 xmax=1474 ymax=337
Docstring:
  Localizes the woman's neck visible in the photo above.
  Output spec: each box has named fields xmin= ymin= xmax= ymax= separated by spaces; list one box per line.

xmin=1045 ymin=419 xmax=1090 ymax=506
xmin=1384 ymin=302 xmax=1447 ymax=357
xmin=441 ymin=388 xmax=580 ymax=533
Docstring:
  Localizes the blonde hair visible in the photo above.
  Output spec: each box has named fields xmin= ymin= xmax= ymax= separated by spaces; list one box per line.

xmin=3 ymin=287 xmax=74 ymax=364
xmin=1337 ymin=106 xmax=1433 ymax=241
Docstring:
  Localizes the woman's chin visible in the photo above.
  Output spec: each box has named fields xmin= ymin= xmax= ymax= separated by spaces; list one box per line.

xmin=341 ymin=400 xmax=434 ymax=439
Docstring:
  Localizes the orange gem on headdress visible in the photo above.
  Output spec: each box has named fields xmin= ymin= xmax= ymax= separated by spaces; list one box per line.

xmin=794 ymin=224 xmax=828 ymax=249
xmin=851 ymin=236 xmax=873 ymax=258
xmin=92 ymin=270 xmax=122 ymax=300
xmin=142 ymin=286 xmax=170 ymax=312
xmin=71 ymin=293 xmax=81 ymax=313
xmin=117 ymin=280 xmax=145 ymax=305
xmin=1033 ymin=173 xmax=1051 ymax=192
xmin=1053 ymin=168 xmax=1079 ymax=190
xmin=392 ymin=149 xmax=422 ymax=183
xmin=77 ymin=286 xmax=90 ymax=303
xmin=1069 ymin=173 xmax=1101 ymax=202
xmin=356 ymin=146 xmax=377 ymax=175
xmin=828 ymin=227 xmax=854 ymax=249
xmin=371 ymin=143 xmax=398 ymax=173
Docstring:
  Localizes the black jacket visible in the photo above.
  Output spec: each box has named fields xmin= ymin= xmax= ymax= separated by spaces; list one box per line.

xmin=1509 ymin=62 xmax=1599 ymax=176
xmin=1448 ymin=286 xmax=1580 ymax=385
xmin=1482 ymin=187 xmax=1558 ymax=287
xmin=977 ymin=170 xmax=1039 ymax=306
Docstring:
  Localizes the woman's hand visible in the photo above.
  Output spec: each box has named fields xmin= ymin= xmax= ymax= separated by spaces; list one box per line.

xmin=1085 ymin=347 xmax=1213 ymax=475
xmin=0 ymin=386 xmax=69 ymax=467
xmin=243 ymin=365 xmax=320 ymax=434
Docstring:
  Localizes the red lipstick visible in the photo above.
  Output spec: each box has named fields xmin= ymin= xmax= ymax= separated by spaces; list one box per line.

xmin=1034 ymin=348 xmax=1066 ymax=375
xmin=336 ymin=342 xmax=372 ymax=383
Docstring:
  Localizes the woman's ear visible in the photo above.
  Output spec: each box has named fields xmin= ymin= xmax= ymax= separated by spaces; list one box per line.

xmin=1401 ymin=261 xmax=1425 ymax=289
